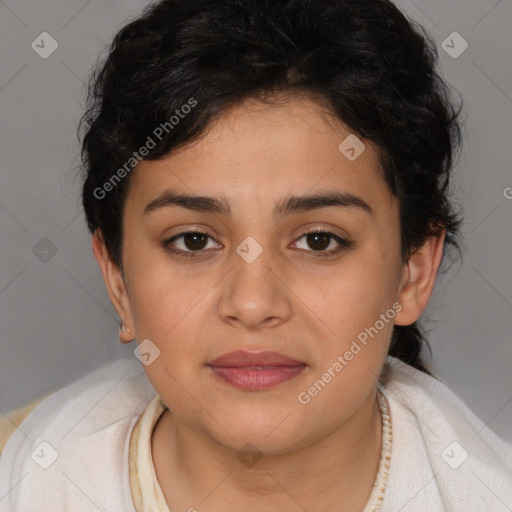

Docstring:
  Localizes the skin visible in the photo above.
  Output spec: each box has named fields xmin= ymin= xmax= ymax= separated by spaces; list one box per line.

xmin=92 ymin=93 xmax=445 ymax=512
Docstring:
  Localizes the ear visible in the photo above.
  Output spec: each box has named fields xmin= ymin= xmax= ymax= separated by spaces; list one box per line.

xmin=394 ymin=229 xmax=446 ymax=326
xmin=91 ymin=229 xmax=135 ymax=343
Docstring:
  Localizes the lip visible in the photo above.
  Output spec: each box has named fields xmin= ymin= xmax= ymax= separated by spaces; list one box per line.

xmin=207 ymin=350 xmax=306 ymax=391
xmin=208 ymin=350 xmax=305 ymax=367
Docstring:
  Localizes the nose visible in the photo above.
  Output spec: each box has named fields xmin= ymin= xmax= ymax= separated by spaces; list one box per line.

xmin=217 ymin=245 xmax=293 ymax=330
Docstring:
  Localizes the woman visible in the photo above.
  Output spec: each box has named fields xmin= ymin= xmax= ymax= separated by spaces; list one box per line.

xmin=1 ymin=0 xmax=510 ymax=510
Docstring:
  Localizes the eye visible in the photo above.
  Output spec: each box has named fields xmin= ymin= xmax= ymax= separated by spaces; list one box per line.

xmin=291 ymin=229 xmax=353 ymax=256
xmin=162 ymin=230 xmax=221 ymax=258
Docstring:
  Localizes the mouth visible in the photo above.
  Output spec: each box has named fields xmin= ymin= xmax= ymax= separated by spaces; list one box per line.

xmin=206 ymin=350 xmax=307 ymax=391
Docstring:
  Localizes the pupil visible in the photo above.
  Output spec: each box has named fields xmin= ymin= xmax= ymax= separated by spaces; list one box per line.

xmin=184 ymin=233 xmax=207 ymax=250
xmin=307 ymin=233 xmax=329 ymax=251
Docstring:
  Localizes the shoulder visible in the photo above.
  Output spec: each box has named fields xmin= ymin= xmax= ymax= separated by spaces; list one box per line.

xmin=0 ymin=356 xmax=156 ymax=512
xmin=379 ymin=356 xmax=512 ymax=511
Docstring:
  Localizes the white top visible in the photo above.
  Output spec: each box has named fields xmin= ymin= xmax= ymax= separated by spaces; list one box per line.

xmin=0 ymin=355 xmax=511 ymax=511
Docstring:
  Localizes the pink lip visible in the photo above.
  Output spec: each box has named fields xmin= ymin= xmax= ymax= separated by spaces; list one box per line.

xmin=207 ymin=350 xmax=306 ymax=391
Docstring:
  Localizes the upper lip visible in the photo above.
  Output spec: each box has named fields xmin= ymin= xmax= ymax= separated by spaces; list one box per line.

xmin=208 ymin=350 xmax=305 ymax=367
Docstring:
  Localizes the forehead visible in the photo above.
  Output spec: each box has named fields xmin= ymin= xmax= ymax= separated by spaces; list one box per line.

xmin=125 ymin=94 xmax=395 ymax=218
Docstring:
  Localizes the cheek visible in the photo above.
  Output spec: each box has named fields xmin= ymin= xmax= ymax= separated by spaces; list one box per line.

xmin=127 ymin=272 xmax=208 ymax=404
xmin=127 ymin=258 xmax=214 ymax=367
xmin=301 ymin=257 xmax=395 ymax=334
xmin=296 ymin=276 xmax=394 ymax=415
xmin=125 ymin=244 xmax=200 ymax=333
xmin=295 ymin=255 xmax=397 ymax=381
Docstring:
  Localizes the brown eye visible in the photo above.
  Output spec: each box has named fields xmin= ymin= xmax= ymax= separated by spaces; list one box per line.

xmin=162 ymin=230 xmax=220 ymax=258
xmin=292 ymin=229 xmax=353 ymax=256
xmin=182 ymin=232 xmax=209 ymax=251
xmin=305 ymin=232 xmax=331 ymax=251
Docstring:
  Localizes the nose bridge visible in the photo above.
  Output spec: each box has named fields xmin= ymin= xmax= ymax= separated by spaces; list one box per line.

xmin=217 ymin=237 xmax=292 ymax=329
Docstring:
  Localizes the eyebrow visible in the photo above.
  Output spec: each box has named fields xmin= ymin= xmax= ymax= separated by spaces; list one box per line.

xmin=143 ymin=189 xmax=373 ymax=217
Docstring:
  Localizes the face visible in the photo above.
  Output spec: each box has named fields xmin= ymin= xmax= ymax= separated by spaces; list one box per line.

xmin=94 ymin=94 xmax=439 ymax=454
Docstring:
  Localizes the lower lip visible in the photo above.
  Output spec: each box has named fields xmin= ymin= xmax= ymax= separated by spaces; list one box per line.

xmin=208 ymin=365 xmax=306 ymax=390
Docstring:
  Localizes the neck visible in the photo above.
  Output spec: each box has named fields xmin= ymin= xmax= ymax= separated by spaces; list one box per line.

xmin=152 ymin=390 xmax=383 ymax=512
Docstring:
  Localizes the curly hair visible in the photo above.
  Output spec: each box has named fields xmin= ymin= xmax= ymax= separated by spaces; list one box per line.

xmin=79 ymin=0 xmax=464 ymax=374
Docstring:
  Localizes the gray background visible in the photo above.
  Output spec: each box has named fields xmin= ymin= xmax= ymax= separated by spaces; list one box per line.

xmin=0 ymin=0 xmax=511 ymax=442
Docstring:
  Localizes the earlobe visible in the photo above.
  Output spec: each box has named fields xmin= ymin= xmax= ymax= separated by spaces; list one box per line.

xmin=394 ymin=229 xmax=446 ymax=326
xmin=119 ymin=323 xmax=133 ymax=344
xmin=91 ymin=230 xmax=135 ymax=343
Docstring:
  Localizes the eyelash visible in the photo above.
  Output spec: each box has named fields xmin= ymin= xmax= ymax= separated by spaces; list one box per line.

xmin=162 ymin=228 xmax=353 ymax=259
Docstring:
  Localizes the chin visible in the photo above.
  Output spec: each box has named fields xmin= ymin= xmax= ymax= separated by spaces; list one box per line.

xmin=209 ymin=413 xmax=311 ymax=457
